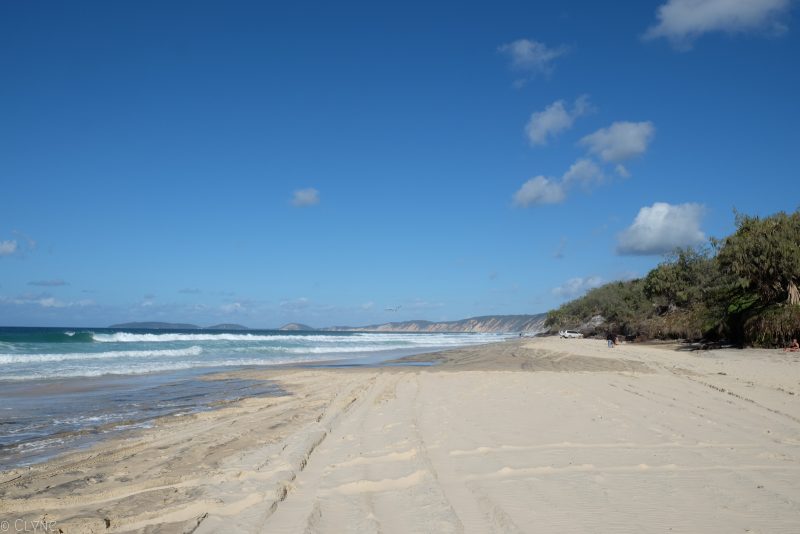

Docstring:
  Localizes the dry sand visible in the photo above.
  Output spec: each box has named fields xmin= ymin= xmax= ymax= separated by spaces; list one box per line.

xmin=2 ymin=337 xmax=799 ymax=533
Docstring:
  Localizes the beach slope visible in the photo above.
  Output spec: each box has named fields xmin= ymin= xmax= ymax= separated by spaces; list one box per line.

xmin=2 ymin=338 xmax=799 ymax=533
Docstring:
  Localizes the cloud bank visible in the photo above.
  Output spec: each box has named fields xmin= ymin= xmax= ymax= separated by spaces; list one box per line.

xmin=617 ymin=202 xmax=706 ymax=255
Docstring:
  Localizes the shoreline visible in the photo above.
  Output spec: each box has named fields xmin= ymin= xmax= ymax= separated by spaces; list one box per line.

xmin=0 ymin=340 xmax=507 ymax=469
xmin=2 ymin=337 xmax=799 ymax=532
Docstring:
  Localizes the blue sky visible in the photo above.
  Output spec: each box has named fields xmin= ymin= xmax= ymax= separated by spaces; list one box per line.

xmin=1 ymin=0 xmax=798 ymax=328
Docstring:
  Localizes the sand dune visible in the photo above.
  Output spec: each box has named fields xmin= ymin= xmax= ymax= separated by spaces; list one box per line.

xmin=2 ymin=338 xmax=799 ymax=532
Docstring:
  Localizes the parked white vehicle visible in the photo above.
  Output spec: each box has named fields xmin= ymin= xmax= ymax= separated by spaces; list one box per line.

xmin=559 ymin=330 xmax=583 ymax=339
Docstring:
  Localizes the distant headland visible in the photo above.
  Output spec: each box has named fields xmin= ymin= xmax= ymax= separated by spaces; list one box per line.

xmin=279 ymin=323 xmax=314 ymax=331
xmin=108 ymin=314 xmax=547 ymax=334
xmin=320 ymin=314 xmax=547 ymax=333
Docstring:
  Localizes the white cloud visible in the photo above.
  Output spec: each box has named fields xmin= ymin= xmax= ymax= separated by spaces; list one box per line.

xmin=552 ymin=276 xmax=604 ymax=299
xmin=512 ymin=176 xmax=566 ymax=207
xmin=291 ymin=188 xmax=320 ymax=207
xmin=525 ymin=95 xmax=591 ymax=145
xmin=644 ymin=0 xmax=791 ymax=49
xmin=513 ymin=158 xmax=605 ymax=208
xmin=615 ymin=164 xmax=631 ymax=178
xmin=515 ymin=119 xmax=652 ymax=208
xmin=561 ymin=158 xmax=605 ymax=187
xmin=580 ymin=121 xmax=655 ymax=162
xmin=361 ymin=301 xmax=374 ymax=310
xmin=0 ymin=240 xmax=18 ymax=256
xmin=498 ymin=38 xmax=569 ymax=78
xmin=617 ymin=202 xmax=706 ymax=255
xmin=38 ymin=297 xmax=65 ymax=308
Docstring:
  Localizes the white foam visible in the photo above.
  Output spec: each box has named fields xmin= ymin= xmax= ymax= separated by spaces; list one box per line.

xmin=92 ymin=331 xmax=507 ymax=344
xmin=0 ymin=355 xmax=345 ymax=380
xmin=93 ymin=332 xmax=283 ymax=342
xmin=91 ymin=332 xmax=371 ymax=343
xmin=0 ymin=332 xmax=509 ymax=381
xmin=231 ymin=343 xmax=464 ymax=354
xmin=0 ymin=346 xmax=203 ymax=364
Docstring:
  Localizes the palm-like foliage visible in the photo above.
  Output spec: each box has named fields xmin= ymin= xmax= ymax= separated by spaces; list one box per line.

xmin=717 ymin=210 xmax=800 ymax=306
xmin=546 ymin=208 xmax=800 ymax=346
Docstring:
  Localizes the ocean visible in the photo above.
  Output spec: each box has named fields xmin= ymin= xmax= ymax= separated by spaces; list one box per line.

xmin=0 ymin=326 xmax=505 ymax=467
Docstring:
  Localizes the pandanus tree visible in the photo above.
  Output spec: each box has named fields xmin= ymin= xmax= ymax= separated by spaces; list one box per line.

xmin=717 ymin=210 xmax=800 ymax=307
xmin=644 ymin=247 xmax=720 ymax=312
xmin=715 ymin=209 xmax=800 ymax=345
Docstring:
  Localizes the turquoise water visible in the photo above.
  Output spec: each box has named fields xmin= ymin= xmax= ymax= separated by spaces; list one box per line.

xmin=0 ymin=327 xmax=504 ymax=380
xmin=0 ymin=327 xmax=504 ymax=467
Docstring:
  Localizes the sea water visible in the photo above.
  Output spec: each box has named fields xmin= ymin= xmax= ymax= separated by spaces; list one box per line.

xmin=0 ymin=327 xmax=504 ymax=467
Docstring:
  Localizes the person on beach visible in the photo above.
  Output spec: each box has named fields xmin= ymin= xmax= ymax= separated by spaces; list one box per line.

xmin=785 ymin=338 xmax=799 ymax=352
xmin=606 ymin=332 xmax=616 ymax=348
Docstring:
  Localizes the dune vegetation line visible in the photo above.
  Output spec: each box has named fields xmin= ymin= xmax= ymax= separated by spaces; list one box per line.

xmin=547 ymin=209 xmax=800 ymax=347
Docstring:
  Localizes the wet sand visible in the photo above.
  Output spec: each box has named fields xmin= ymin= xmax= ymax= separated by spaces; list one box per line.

xmin=1 ymin=337 xmax=799 ymax=533
xmin=0 ymin=371 xmax=286 ymax=468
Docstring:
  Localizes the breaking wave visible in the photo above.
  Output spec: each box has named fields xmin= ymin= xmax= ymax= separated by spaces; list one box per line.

xmin=0 ymin=346 xmax=203 ymax=364
xmin=91 ymin=331 xmax=502 ymax=345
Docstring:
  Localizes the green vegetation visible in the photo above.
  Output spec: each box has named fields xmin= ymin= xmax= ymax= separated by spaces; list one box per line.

xmin=546 ymin=209 xmax=800 ymax=347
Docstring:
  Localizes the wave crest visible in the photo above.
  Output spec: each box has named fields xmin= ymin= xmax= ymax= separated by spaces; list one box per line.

xmin=91 ymin=331 xmax=505 ymax=344
xmin=0 ymin=346 xmax=203 ymax=364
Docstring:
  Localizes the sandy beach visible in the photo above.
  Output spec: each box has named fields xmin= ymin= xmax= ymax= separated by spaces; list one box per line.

xmin=2 ymin=337 xmax=799 ymax=533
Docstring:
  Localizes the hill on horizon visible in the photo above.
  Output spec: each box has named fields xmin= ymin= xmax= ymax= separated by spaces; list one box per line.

xmin=279 ymin=323 xmax=314 ymax=331
xmin=322 ymin=314 xmax=547 ymax=333
xmin=107 ymin=314 xmax=546 ymax=334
